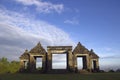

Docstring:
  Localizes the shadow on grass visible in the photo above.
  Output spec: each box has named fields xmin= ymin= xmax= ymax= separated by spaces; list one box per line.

xmin=0 ymin=73 xmax=120 ymax=80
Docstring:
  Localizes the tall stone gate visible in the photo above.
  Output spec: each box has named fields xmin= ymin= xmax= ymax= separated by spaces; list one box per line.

xmin=19 ymin=42 xmax=99 ymax=73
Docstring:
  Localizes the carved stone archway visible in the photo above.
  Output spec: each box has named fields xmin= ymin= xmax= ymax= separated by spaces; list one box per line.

xmin=29 ymin=42 xmax=47 ymax=72
xmin=19 ymin=50 xmax=29 ymax=72
xmin=47 ymin=46 xmax=73 ymax=72
xmin=19 ymin=42 xmax=100 ymax=73
xmin=89 ymin=49 xmax=99 ymax=72
xmin=73 ymin=42 xmax=90 ymax=72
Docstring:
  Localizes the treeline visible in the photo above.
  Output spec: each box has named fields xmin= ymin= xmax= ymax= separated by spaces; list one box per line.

xmin=0 ymin=57 xmax=20 ymax=74
xmin=108 ymin=69 xmax=120 ymax=72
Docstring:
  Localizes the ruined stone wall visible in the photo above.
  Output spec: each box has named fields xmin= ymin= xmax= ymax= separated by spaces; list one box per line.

xmin=19 ymin=42 xmax=100 ymax=73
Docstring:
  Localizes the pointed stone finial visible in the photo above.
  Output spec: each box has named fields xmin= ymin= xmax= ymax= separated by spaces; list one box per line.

xmin=24 ymin=49 xmax=29 ymax=54
xmin=90 ymin=49 xmax=93 ymax=52
xmin=25 ymin=49 xmax=28 ymax=52
xmin=37 ymin=41 xmax=41 ymax=46
xmin=29 ymin=41 xmax=46 ymax=54
xmin=78 ymin=42 xmax=81 ymax=45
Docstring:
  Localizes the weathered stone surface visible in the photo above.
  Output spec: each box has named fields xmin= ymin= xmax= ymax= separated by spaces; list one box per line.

xmin=19 ymin=49 xmax=29 ymax=59
xmin=19 ymin=50 xmax=29 ymax=72
xmin=29 ymin=42 xmax=46 ymax=55
xmin=89 ymin=49 xmax=99 ymax=59
xmin=73 ymin=42 xmax=89 ymax=54
xmin=47 ymin=46 xmax=72 ymax=50
xmin=47 ymin=46 xmax=73 ymax=72
xmin=19 ymin=42 xmax=100 ymax=73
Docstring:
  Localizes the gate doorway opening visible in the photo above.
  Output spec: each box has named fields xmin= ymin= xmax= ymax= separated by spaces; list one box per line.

xmin=52 ymin=54 xmax=67 ymax=69
xmin=36 ymin=57 xmax=42 ymax=70
xmin=76 ymin=56 xmax=87 ymax=70
xmin=24 ymin=61 xmax=28 ymax=69
xmin=92 ymin=60 xmax=97 ymax=70
xmin=77 ymin=57 xmax=82 ymax=69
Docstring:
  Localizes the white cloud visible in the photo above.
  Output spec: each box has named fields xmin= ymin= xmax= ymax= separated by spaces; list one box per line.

xmin=52 ymin=54 xmax=66 ymax=69
xmin=0 ymin=8 xmax=75 ymax=61
xmin=94 ymin=47 xmax=120 ymax=59
xmin=15 ymin=0 xmax=64 ymax=13
xmin=64 ymin=18 xmax=79 ymax=25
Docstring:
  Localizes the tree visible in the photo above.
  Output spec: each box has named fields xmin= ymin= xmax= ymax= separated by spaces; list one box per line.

xmin=0 ymin=57 xmax=20 ymax=74
xmin=116 ymin=69 xmax=120 ymax=72
xmin=0 ymin=57 xmax=9 ymax=74
xmin=108 ymin=69 xmax=115 ymax=72
xmin=9 ymin=61 xmax=20 ymax=73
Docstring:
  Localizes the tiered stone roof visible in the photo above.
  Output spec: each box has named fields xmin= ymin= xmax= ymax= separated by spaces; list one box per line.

xmin=29 ymin=42 xmax=46 ymax=55
xmin=19 ymin=49 xmax=29 ymax=59
xmin=19 ymin=42 xmax=99 ymax=60
xmin=89 ymin=49 xmax=99 ymax=58
xmin=73 ymin=42 xmax=89 ymax=54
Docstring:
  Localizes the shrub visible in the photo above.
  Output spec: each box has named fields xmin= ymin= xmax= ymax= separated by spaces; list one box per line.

xmin=108 ymin=69 xmax=115 ymax=72
xmin=116 ymin=69 xmax=120 ymax=72
xmin=0 ymin=57 xmax=20 ymax=74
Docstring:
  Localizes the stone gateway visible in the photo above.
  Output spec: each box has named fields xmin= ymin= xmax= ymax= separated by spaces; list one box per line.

xmin=19 ymin=42 xmax=99 ymax=73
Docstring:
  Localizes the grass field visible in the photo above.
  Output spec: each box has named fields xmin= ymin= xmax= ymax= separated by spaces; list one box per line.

xmin=0 ymin=73 xmax=120 ymax=80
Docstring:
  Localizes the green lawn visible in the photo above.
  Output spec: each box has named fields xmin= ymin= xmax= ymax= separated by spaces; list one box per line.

xmin=0 ymin=73 xmax=120 ymax=80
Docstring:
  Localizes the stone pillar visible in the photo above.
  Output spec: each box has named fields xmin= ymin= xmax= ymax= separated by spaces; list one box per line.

xmin=86 ymin=55 xmax=90 ymax=71
xmin=73 ymin=54 xmax=77 ymax=72
xmin=68 ymin=50 xmax=74 ymax=72
xmin=20 ymin=60 xmax=25 ymax=72
xmin=42 ymin=54 xmax=46 ymax=72
xmin=47 ymin=50 xmax=52 ymax=72
xmin=96 ymin=59 xmax=99 ymax=71
xmin=89 ymin=58 xmax=92 ymax=72
xmin=29 ymin=55 xmax=36 ymax=72
xmin=66 ymin=52 xmax=69 ymax=70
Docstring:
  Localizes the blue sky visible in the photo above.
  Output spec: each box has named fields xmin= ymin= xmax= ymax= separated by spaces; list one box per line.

xmin=0 ymin=0 xmax=120 ymax=70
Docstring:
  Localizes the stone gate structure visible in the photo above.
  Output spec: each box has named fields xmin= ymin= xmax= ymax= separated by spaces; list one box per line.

xmin=19 ymin=42 xmax=99 ymax=73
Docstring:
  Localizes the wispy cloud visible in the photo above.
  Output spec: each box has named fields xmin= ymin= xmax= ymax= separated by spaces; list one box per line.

xmin=14 ymin=0 xmax=64 ymax=13
xmin=95 ymin=47 xmax=120 ymax=58
xmin=0 ymin=8 xmax=74 ymax=61
xmin=64 ymin=18 xmax=79 ymax=25
xmin=100 ymin=55 xmax=120 ymax=59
